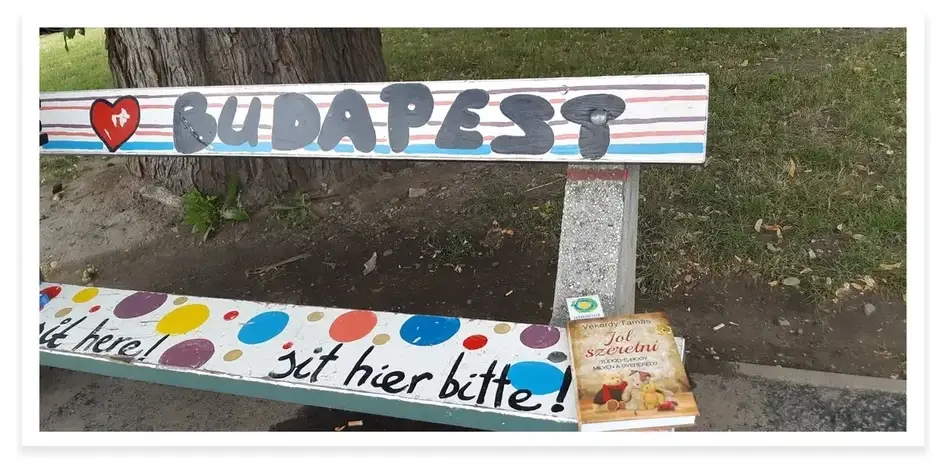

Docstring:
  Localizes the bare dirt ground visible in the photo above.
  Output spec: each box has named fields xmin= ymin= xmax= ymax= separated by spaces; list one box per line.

xmin=38 ymin=157 xmax=906 ymax=431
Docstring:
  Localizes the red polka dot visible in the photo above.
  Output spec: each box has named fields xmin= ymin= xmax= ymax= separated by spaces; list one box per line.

xmin=329 ymin=310 xmax=378 ymax=343
xmin=40 ymin=285 xmax=61 ymax=300
xmin=89 ymin=305 xmax=101 ymax=313
xmin=463 ymin=334 xmax=488 ymax=350
xmin=282 ymin=341 xmax=293 ymax=350
xmin=223 ymin=311 xmax=239 ymax=321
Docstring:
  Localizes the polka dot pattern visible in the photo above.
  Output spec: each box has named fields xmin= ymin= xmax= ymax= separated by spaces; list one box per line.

xmin=156 ymin=304 xmax=210 ymax=335
xmin=329 ymin=310 xmax=377 ymax=343
xmin=399 ymin=315 xmax=460 ymax=346
xmin=238 ymin=311 xmax=289 ymax=345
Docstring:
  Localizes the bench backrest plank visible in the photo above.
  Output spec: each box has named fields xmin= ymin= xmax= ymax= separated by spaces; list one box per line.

xmin=40 ymin=74 xmax=709 ymax=164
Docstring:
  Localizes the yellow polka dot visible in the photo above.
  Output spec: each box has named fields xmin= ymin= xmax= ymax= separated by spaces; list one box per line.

xmin=307 ymin=311 xmax=324 ymax=322
xmin=173 ymin=297 xmax=188 ymax=305
xmin=223 ymin=349 xmax=243 ymax=362
xmin=54 ymin=307 xmax=72 ymax=318
xmin=372 ymin=334 xmax=390 ymax=345
xmin=72 ymin=287 xmax=99 ymax=303
xmin=156 ymin=304 xmax=210 ymax=335
xmin=494 ymin=323 xmax=512 ymax=334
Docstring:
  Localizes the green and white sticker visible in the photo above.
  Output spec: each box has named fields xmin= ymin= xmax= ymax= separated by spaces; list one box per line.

xmin=566 ymin=295 xmax=605 ymax=321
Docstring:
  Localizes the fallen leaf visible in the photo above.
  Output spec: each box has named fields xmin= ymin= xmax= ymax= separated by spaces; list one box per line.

xmin=788 ymin=159 xmax=796 ymax=178
xmin=740 ymin=59 xmax=749 ymax=67
xmin=879 ymin=261 xmax=903 ymax=270
xmin=754 ymin=218 xmax=763 ymax=232
xmin=808 ymin=248 xmax=817 ymax=259
xmin=776 ymin=226 xmax=783 ymax=239
xmin=762 ymin=224 xmax=779 ymax=231
xmin=835 ymin=283 xmax=851 ymax=297
xmin=851 ymin=282 xmax=865 ymax=291
xmin=799 ymin=267 xmax=813 ymax=274
xmin=782 ymin=277 xmax=800 ymax=287
xmin=886 ymin=149 xmax=894 ymax=155
xmin=836 ymin=223 xmax=844 ymax=232
xmin=363 ymin=252 xmax=378 ymax=276
xmin=852 ymin=234 xmax=866 ymax=241
xmin=766 ymin=242 xmax=781 ymax=252
xmin=769 ymin=280 xmax=779 ymax=287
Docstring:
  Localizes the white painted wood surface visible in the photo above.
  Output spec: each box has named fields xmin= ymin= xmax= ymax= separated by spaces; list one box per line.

xmin=39 ymin=283 xmax=686 ymax=429
xmin=39 ymin=74 xmax=709 ymax=164
xmin=39 ymin=283 xmax=579 ymax=424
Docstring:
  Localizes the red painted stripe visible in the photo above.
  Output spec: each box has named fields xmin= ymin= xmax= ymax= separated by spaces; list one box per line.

xmin=626 ymin=95 xmax=707 ymax=103
xmin=566 ymin=168 xmax=629 ymax=181
xmin=45 ymin=131 xmax=97 ymax=137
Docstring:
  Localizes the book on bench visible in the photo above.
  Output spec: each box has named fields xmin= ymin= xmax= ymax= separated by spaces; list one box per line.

xmin=564 ymin=304 xmax=699 ymax=432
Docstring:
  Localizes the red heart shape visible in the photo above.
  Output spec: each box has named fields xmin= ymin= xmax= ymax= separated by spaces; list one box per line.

xmin=89 ymin=96 xmax=141 ymax=152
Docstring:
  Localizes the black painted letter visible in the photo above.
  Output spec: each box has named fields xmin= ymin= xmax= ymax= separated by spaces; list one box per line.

xmin=218 ymin=96 xmax=261 ymax=147
xmin=559 ymin=94 xmax=626 ymax=159
xmin=272 ymin=93 xmax=321 ymax=151
xmin=436 ymin=89 xmax=490 ymax=150
xmin=172 ymin=92 xmax=218 ymax=154
xmin=318 ymin=89 xmax=376 ymax=153
xmin=380 ymin=83 xmax=434 ymax=153
xmin=490 ymin=95 xmax=554 ymax=155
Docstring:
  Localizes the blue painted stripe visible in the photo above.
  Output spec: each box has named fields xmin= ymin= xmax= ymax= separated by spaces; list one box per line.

xmin=550 ymin=142 xmax=705 ymax=155
xmin=43 ymin=140 xmax=103 ymax=150
xmin=41 ymin=140 xmax=705 ymax=156
xmin=402 ymin=144 xmax=492 ymax=155
xmin=120 ymin=141 xmax=174 ymax=151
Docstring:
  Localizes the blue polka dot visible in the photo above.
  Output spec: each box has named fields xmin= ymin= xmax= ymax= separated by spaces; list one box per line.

xmin=508 ymin=361 xmax=564 ymax=395
xmin=40 ymin=293 xmax=50 ymax=310
xmin=238 ymin=311 xmax=290 ymax=345
xmin=399 ymin=315 xmax=461 ymax=346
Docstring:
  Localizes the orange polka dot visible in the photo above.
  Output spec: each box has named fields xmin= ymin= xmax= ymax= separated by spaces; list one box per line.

xmin=328 ymin=310 xmax=378 ymax=343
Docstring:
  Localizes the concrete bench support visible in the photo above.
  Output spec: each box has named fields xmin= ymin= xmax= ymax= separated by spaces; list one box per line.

xmin=550 ymin=163 xmax=640 ymax=326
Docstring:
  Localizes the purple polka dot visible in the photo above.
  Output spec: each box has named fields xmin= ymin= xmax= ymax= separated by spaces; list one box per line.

xmin=520 ymin=325 xmax=561 ymax=349
xmin=158 ymin=338 xmax=215 ymax=369
xmin=114 ymin=292 xmax=168 ymax=319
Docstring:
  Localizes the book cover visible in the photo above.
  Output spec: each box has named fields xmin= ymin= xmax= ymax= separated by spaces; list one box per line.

xmin=567 ymin=312 xmax=699 ymax=431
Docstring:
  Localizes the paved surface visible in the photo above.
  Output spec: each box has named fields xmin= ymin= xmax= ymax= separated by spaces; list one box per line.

xmin=688 ymin=370 xmax=906 ymax=432
xmin=39 ymin=362 xmax=906 ymax=432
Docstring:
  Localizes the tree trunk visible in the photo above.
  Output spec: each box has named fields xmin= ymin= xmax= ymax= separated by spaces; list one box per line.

xmin=105 ymin=28 xmax=401 ymax=206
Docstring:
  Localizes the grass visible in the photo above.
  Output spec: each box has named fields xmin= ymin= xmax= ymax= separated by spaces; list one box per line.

xmin=181 ymin=176 xmax=249 ymax=241
xmin=40 ymin=28 xmax=907 ymax=304
xmin=467 ymin=181 xmax=563 ymax=249
xmin=271 ymin=191 xmax=314 ymax=228
xmin=40 ymin=29 xmax=111 ymax=92
xmin=39 ymin=155 xmax=80 ymax=183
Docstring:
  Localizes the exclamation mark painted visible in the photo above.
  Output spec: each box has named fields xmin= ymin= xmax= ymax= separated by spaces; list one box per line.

xmin=550 ymin=366 xmax=573 ymax=413
xmin=138 ymin=334 xmax=170 ymax=361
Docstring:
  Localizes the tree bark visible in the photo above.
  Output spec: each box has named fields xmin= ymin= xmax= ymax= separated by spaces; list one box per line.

xmin=105 ymin=28 xmax=401 ymax=206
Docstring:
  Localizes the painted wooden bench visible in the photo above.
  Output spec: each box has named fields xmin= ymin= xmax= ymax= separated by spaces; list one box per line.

xmin=39 ymin=74 xmax=709 ymax=431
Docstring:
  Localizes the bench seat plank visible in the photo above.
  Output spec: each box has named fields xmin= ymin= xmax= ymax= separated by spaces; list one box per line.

xmin=40 ymin=282 xmax=584 ymax=431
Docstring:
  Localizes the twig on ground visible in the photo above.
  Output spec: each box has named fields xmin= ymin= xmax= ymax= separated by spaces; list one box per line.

xmin=246 ymin=253 xmax=311 ymax=277
xmin=524 ymin=176 xmax=565 ymax=193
